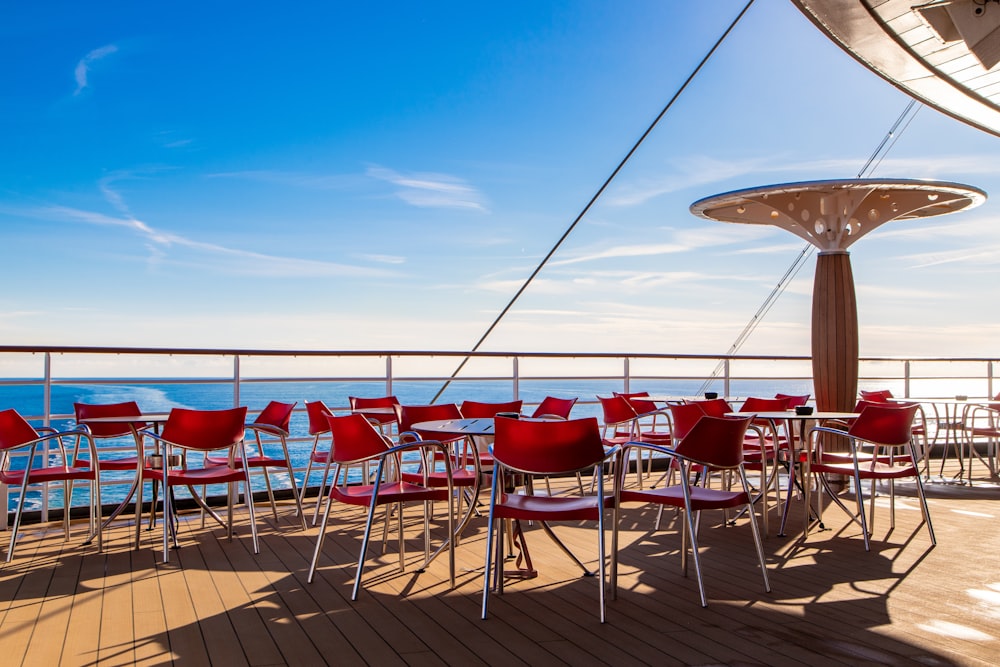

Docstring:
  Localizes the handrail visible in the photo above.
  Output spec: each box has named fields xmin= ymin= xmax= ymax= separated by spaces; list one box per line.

xmin=2 ymin=345 xmax=997 ymax=525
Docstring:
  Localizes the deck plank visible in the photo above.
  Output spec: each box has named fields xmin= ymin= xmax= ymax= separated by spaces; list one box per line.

xmin=2 ymin=463 xmax=999 ymax=666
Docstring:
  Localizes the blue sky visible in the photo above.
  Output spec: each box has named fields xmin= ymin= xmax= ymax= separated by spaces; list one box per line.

xmin=2 ymin=1 xmax=999 ymax=360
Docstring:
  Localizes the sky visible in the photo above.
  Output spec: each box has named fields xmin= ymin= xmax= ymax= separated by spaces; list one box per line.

xmin=2 ymin=0 xmax=1000 ymax=362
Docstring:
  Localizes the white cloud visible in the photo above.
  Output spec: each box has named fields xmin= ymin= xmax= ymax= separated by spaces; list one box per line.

xmin=366 ymin=166 xmax=488 ymax=212
xmin=25 ymin=203 xmax=397 ymax=278
xmin=74 ymin=44 xmax=118 ymax=95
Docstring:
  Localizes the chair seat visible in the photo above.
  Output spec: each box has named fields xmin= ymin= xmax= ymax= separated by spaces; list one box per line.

xmin=310 ymin=450 xmax=331 ymax=464
xmin=620 ymin=485 xmax=749 ymax=511
xmin=400 ymin=468 xmax=478 ymax=487
xmin=331 ymin=481 xmax=449 ymax=505
xmin=810 ymin=460 xmax=918 ymax=479
xmin=93 ymin=456 xmax=140 ymax=471
xmin=143 ymin=465 xmax=247 ymax=485
xmin=1 ymin=466 xmax=95 ymax=485
xmin=205 ymin=453 xmax=288 ymax=468
xmin=491 ymin=493 xmax=609 ymax=521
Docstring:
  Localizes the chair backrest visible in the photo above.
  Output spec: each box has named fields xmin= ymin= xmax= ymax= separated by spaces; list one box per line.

xmin=493 ymin=416 xmax=605 ymax=475
xmin=0 ymin=409 xmax=40 ymax=451
xmin=739 ymin=396 xmax=791 ymax=413
xmin=349 ymin=395 xmax=400 ymax=426
xmin=674 ymin=415 xmax=753 ymax=469
xmin=597 ymin=395 xmax=637 ymax=426
xmin=775 ymin=393 xmax=810 ymax=407
xmin=160 ymin=407 xmax=248 ymax=452
xmin=305 ymin=400 xmax=334 ymax=436
xmin=349 ymin=395 xmax=399 ymax=410
xmin=614 ymin=391 xmax=659 ymax=416
xmin=326 ymin=413 xmax=391 ymax=464
xmin=397 ymin=403 xmax=462 ymax=433
xmin=859 ymin=389 xmax=894 ymax=402
xmin=853 ymin=399 xmax=884 ymax=413
xmin=687 ymin=397 xmax=732 ymax=418
xmin=668 ymin=402 xmax=706 ymax=442
xmin=460 ymin=400 xmax=523 ymax=418
xmin=848 ymin=403 xmax=918 ymax=447
xmin=530 ymin=396 xmax=577 ymax=419
xmin=74 ymin=401 xmax=144 ymax=438
xmin=253 ymin=400 xmax=296 ymax=431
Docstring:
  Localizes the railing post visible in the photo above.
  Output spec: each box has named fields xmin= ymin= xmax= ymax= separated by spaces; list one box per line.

xmin=723 ymin=358 xmax=731 ymax=399
xmin=42 ymin=352 xmax=52 ymax=522
xmin=233 ymin=355 xmax=241 ymax=407
xmin=904 ymin=360 xmax=911 ymax=399
xmin=512 ymin=356 xmax=520 ymax=399
xmin=989 ymin=360 xmax=994 ymax=399
xmin=43 ymin=352 xmax=52 ymax=427
xmin=386 ymin=356 xmax=393 ymax=396
xmin=624 ymin=358 xmax=630 ymax=393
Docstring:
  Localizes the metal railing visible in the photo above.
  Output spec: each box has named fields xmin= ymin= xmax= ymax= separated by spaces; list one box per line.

xmin=1 ymin=345 xmax=996 ymax=524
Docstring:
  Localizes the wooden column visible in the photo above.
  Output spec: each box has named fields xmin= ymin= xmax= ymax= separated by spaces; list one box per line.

xmin=811 ymin=251 xmax=858 ymax=413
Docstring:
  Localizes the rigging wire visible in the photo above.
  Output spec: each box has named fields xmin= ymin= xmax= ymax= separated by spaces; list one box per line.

xmin=695 ymin=99 xmax=923 ymax=394
xmin=430 ymin=0 xmax=757 ymax=404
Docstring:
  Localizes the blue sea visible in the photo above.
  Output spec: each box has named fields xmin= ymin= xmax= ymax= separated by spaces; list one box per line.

xmin=1 ymin=378 xmax=814 ymax=513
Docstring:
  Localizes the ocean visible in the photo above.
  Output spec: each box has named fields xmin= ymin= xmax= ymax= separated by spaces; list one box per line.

xmin=2 ymin=378 xmax=815 ymax=513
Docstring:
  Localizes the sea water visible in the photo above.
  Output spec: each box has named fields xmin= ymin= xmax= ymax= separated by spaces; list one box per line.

xmin=1 ymin=378 xmax=814 ymax=513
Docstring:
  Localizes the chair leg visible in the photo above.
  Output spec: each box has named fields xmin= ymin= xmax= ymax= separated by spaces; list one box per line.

xmin=351 ymin=494 xmax=378 ymax=600
xmin=307 ymin=489 xmax=336 ymax=583
xmin=244 ymin=476 xmax=259 ymax=554
xmin=481 ymin=477 xmax=500 ymax=619
xmin=92 ymin=475 xmax=103 ymax=554
xmin=7 ymin=473 xmax=33 ymax=562
xmin=740 ymin=470 xmax=770 ymax=594
xmin=285 ymin=461 xmax=308 ymax=530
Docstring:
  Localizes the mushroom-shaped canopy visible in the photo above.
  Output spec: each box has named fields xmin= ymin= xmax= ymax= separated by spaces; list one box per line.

xmin=690 ymin=178 xmax=985 ymax=253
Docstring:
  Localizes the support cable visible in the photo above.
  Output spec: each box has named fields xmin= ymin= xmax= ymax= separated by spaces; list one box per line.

xmin=430 ymin=0 xmax=757 ymax=403
xmin=695 ymin=99 xmax=922 ymax=394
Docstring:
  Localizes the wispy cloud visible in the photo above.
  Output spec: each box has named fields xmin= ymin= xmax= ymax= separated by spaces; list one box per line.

xmin=17 ymin=177 xmax=398 ymax=279
xmin=74 ymin=44 xmax=118 ymax=95
xmin=366 ymin=166 xmax=488 ymax=211
xmin=356 ymin=253 xmax=406 ymax=264
xmin=550 ymin=243 xmax=687 ymax=266
xmin=36 ymin=203 xmax=396 ymax=277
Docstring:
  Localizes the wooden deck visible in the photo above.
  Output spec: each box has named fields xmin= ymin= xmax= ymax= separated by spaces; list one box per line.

xmin=2 ymin=464 xmax=999 ymax=666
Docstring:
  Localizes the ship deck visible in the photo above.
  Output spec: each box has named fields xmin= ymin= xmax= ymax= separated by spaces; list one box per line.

xmin=2 ymin=461 xmax=999 ymax=666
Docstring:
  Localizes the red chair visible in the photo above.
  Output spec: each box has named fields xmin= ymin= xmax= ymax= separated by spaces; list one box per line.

xmin=307 ymin=413 xmax=455 ymax=600
xmin=135 ymin=407 xmax=258 ymax=563
xmin=776 ymin=393 xmax=810 ymax=408
xmin=737 ymin=396 xmax=793 ymax=535
xmin=859 ymin=389 xmax=894 ymax=402
xmin=207 ymin=401 xmax=305 ymax=529
xmin=398 ymin=403 xmax=481 ymax=536
xmin=0 ymin=409 xmax=102 ymax=561
xmin=300 ymin=400 xmax=335 ymax=525
xmin=597 ymin=395 xmax=652 ymax=489
xmin=349 ymin=395 xmax=400 ymax=436
xmin=460 ymin=399 xmax=523 ymax=418
xmin=459 ymin=399 xmax=524 ymax=469
xmin=74 ymin=401 xmax=148 ymax=531
xmin=530 ymin=396 xmax=577 ymax=419
xmin=805 ymin=403 xmax=935 ymax=550
xmin=614 ymin=392 xmax=672 ymax=443
xmin=614 ymin=414 xmax=770 ymax=607
xmin=482 ymin=416 xmax=619 ymax=622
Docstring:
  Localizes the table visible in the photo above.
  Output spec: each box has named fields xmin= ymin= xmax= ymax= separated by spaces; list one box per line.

xmin=730 ymin=410 xmax=857 ymax=537
xmin=908 ymin=398 xmax=988 ymax=485
xmin=77 ymin=413 xmax=171 ymax=542
xmin=411 ymin=417 xmax=561 ymax=579
xmin=78 ymin=412 xmax=232 ymax=545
